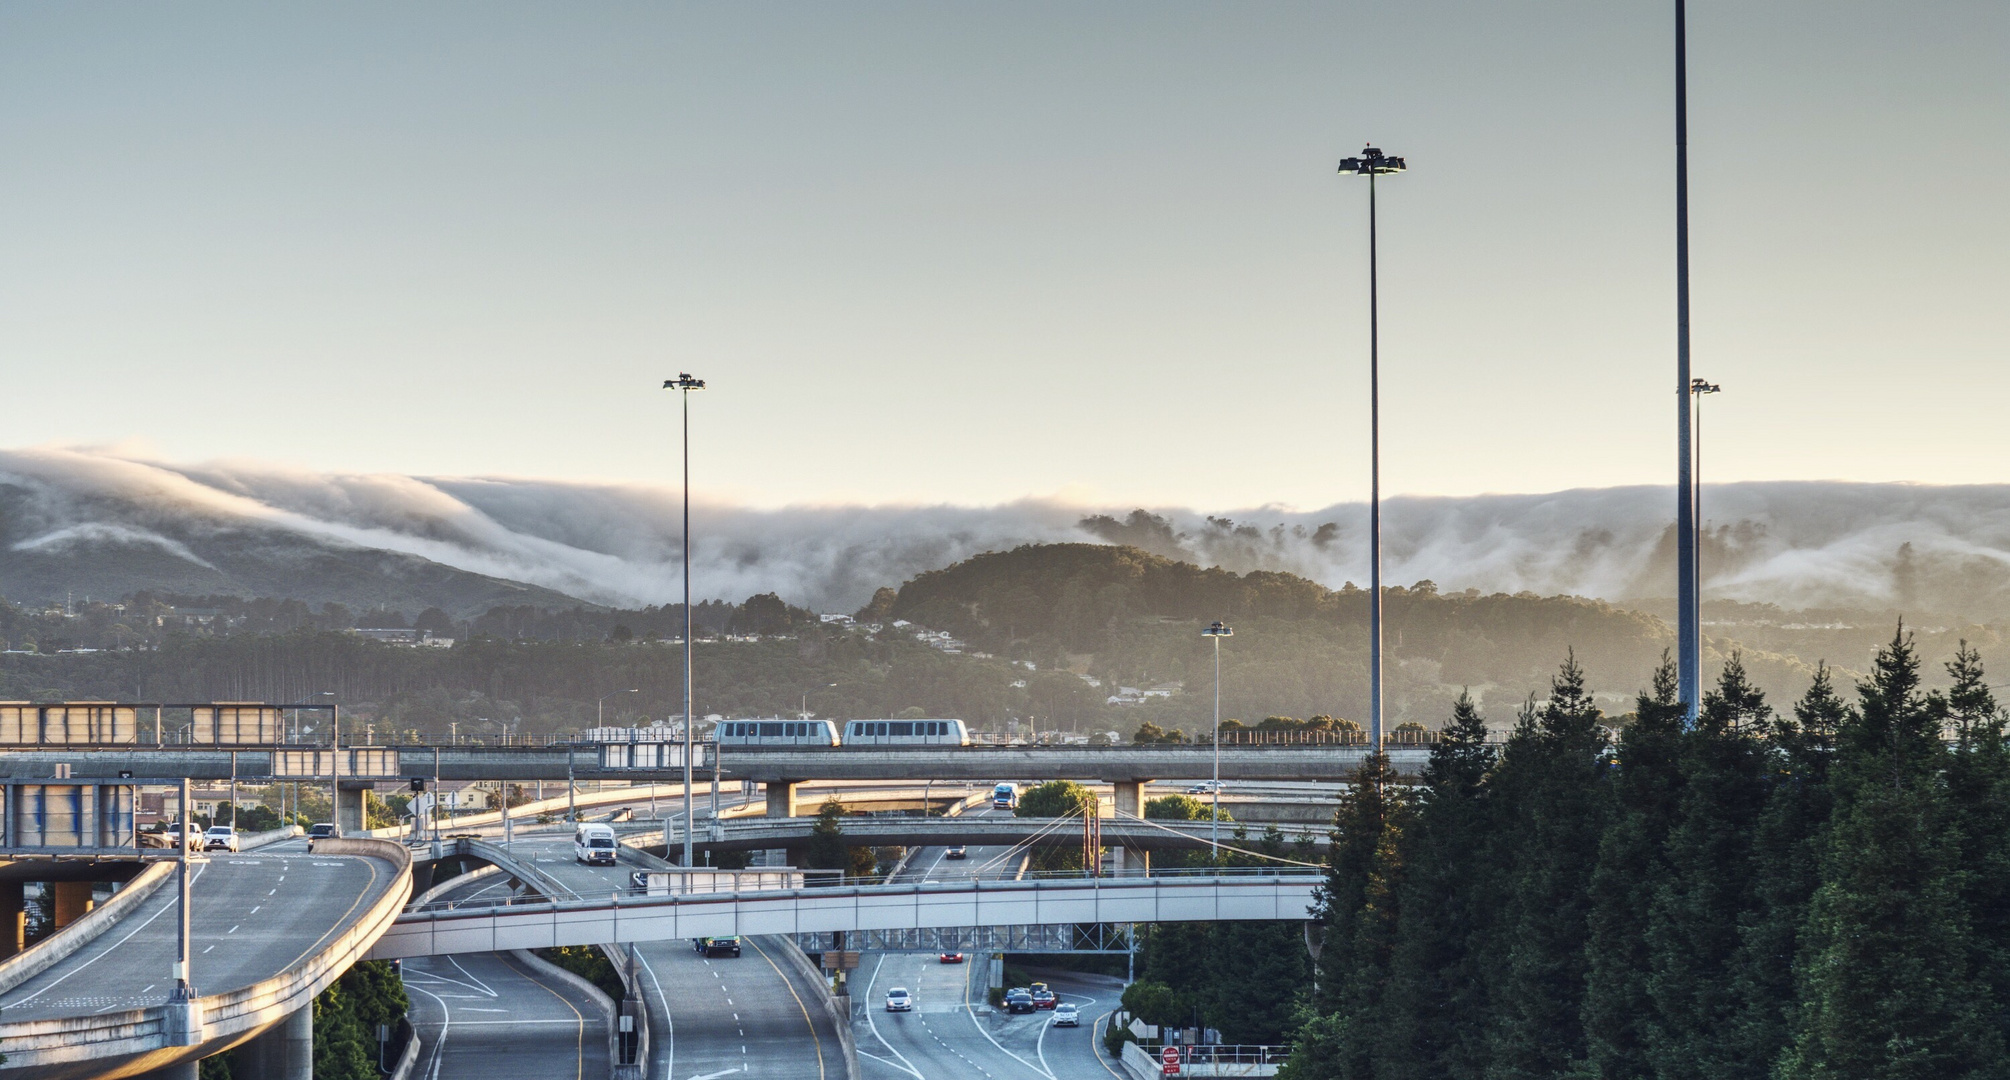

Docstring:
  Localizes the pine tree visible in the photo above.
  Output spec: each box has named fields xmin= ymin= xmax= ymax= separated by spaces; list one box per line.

xmin=1729 ymin=663 xmax=1842 ymax=1071
xmin=1779 ymin=627 xmax=2004 ymax=1078
xmin=1484 ymin=654 xmax=1613 ymax=1080
xmin=1644 ymin=653 xmax=1774 ymax=1080
xmin=1291 ymin=750 xmax=1410 ymax=1079
xmin=1376 ymin=689 xmax=1499 ymax=1080
xmin=1937 ymin=642 xmax=2010 ymax=1044
xmin=1580 ymin=653 xmax=1686 ymax=1080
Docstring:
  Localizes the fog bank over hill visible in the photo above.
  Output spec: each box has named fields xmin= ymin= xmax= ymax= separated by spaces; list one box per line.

xmin=3 ymin=447 xmax=2009 ymax=620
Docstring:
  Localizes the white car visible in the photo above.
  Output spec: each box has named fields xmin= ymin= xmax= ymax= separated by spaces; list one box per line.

xmin=885 ymin=988 xmax=913 ymax=1012
xmin=203 ymin=825 xmax=240 ymax=852
xmin=1052 ymin=1003 xmax=1080 ymax=1027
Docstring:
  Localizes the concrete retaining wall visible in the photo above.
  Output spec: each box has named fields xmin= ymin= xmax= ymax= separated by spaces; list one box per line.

xmin=0 ymin=859 xmax=174 ymax=995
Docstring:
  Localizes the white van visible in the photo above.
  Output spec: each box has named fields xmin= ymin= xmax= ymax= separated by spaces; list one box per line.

xmin=574 ymin=823 xmax=619 ymax=865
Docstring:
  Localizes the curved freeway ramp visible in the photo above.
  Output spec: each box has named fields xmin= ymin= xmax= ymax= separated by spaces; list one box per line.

xmin=0 ymin=839 xmax=410 ymax=1080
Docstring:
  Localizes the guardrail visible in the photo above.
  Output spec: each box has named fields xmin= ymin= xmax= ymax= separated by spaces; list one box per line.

xmin=0 ymin=860 xmax=174 ymax=995
xmin=0 ymin=838 xmax=412 ymax=1074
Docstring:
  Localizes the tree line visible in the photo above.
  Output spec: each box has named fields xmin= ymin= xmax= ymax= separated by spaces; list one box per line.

xmin=1287 ymin=627 xmax=2010 ymax=1079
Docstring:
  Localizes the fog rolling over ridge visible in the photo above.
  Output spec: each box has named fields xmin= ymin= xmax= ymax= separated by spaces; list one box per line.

xmin=3 ymin=446 xmax=2009 ymax=620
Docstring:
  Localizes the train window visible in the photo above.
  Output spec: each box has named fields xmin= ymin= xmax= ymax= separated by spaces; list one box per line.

xmin=890 ymin=722 xmax=910 ymax=736
xmin=759 ymin=722 xmax=781 ymax=736
xmin=926 ymin=722 xmax=939 ymax=735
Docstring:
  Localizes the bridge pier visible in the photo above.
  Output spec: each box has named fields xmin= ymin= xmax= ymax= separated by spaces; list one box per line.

xmin=1110 ymin=779 xmax=1150 ymax=876
xmin=765 ymin=780 xmax=802 ymax=818
xmin=0 ymin=881 xmax=21 ymax=957
xmin=238 ymin=1003 xmax=313 ymax=1080
xmin=51 ymin=880 xmax=94 ymax=927
xmin=335 ymin=782 xmax=370 ymax=834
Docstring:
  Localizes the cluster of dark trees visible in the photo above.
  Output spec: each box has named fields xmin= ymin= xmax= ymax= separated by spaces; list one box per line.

xmin=1288 ymin=629 xmax=2010 ymax=1079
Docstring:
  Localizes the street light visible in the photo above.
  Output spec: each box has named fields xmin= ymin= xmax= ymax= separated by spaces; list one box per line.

xmin=1338 ymin=145 xmax=1406 ymax=751
xmin=598 ymin=689 xmax=639 ymax=729
xmin=664 ymin=372 xmax=706 ymax=867
xmin=1200 ymin=621 xmax=1232 ymax=855
xmin=1689 ymin=378 xmax=1721 ymax=652
xmin=1673 ymin=0 xmax=1703 ymax=722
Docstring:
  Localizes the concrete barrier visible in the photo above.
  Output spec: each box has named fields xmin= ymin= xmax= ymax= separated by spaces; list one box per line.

xmin=386 ymin=1016 xmax=423 ymax=1080
xmin=240 ymin=825 xmax=302 ymax=851
xmin=0 ymin=859 xmax=174 ymax=995
xmin=510 ymin=948 xmax=622 ymax=1080
xmin=406 ymin=864 xmax=503 ymax=910
xmin=767 ymin=934 xmax=860 ymax=1080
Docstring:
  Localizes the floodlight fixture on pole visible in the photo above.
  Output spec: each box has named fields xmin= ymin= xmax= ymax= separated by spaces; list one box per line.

xmin=1201 ymin=621 xmax=1232 ymax=855
xmin=1337 ymin=145 xmax=1405 ymax=751
xmin=664 ymin=373 xmax=706 ymax=867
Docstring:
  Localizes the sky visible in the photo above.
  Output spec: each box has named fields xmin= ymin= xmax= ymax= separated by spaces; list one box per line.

xmin=1 ymin=2 xmax=2004 ymax=511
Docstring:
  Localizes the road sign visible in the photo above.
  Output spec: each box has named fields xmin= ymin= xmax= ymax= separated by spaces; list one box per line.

xmin=1162 ymin=1045 xmax=1180 ymax=1075
xmin=820 ymin=950 xmax=862 ymax=970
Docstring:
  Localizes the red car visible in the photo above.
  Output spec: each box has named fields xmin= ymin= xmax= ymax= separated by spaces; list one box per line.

xmin=940 ymin=952 xmax=965 ymax=964
xmin=1031 ymin=986 xmax=1057 ymax=1010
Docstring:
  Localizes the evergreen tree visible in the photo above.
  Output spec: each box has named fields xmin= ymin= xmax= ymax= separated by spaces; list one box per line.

xmin=1729 ymin=663 xmax=1843 ymax=1071
xmin=1644 ymin=653 xmax=1773 ymax=1080
xmin=1483 ymin=654 xmax=1612 ymax=1080
xmin=1779 ymin=627 xmax=2004 ymax=1078
xmin=1580 ymin=654 xmax=1686 ymax=1080
xmin=1376 ymin=689 xmax=1499 ymax=1080
xmin=1288 ymin=750 xmax=1410 ymax=1079
xmin=1937 ymin=643 xmax=2010 ymax=1044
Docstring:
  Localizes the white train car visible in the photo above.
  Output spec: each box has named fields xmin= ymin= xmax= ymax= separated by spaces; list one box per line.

xmin=716 ymin=718 xmax=841 ymax=746
xmin=841 ymin=719 xmax=970 ymax=746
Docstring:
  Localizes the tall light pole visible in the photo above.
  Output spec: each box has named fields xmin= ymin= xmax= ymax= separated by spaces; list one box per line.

xmin=1690 ymin=378 xmax=1721 ymax=658
xmin=1201 ymin=621 xmax=1232 ymax=855
xmin=1674 ymin=0 xmax=1701 ymax=722
xmin=597 ymin=689 xmax=639 ymax=729
xmin=1338 ymin=145 xmax=1406 ymax=751
xmin=665 ymin=372 xmax=706 ymax=867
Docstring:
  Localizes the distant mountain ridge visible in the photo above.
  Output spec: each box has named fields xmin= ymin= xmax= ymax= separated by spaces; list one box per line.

xmin=8 ymin=446 xmax=2010 ymax=622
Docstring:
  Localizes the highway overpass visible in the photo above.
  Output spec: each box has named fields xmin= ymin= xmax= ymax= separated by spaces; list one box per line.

xmin=640 ymin=812 xmax=1327 ymax=853
xmin=372 ymin=870 xmax=1320 ymax=960
xmin=0 ymin=838 xmax=410 ymax=1080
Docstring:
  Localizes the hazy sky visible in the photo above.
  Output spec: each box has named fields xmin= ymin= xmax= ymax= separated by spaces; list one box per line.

xmin=1 ymin=2 xmax=2003 ymax=510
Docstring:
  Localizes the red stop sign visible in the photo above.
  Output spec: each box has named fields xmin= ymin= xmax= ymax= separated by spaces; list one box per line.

xmin=1162 ymin=1046 xmax=1181 ymax=1075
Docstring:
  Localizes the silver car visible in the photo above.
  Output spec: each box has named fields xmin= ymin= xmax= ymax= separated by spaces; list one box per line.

xmin=1052 ymin=1002 xmax=1080 ymax=1027
xmin=203 ymin=825 xmax=240 ymax=852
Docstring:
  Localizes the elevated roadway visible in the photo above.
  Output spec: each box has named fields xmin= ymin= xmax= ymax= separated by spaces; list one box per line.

xmin=651 ymin=813 xmax=1327 ymax=854
xmin=374 ymin=870 xmax=1319 ymax=960
xmin=0 ymin=837 xmax=409 ymax=1079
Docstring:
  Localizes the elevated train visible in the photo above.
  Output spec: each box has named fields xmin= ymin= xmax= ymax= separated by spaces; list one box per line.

xmin=715 ymin=717 xmax=970 ymax=748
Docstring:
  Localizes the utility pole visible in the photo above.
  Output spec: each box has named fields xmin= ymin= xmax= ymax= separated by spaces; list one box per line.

xmin=1674 ymin=0 xmax=1701 ymax=722
xmin=665 ymin=373 xmax=706 ymax=866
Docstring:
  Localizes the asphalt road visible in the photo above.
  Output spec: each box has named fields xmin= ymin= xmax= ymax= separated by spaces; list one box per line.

xmin=404 ymin=950 xmax=610 ymax=1080
xmin=854 ymin=811 xmax=1127 ymax=1080
xmin=0 ymin=839 xmax=398 ymax=1021
xmin=479 ymin=814 xmax=846 ymax=1080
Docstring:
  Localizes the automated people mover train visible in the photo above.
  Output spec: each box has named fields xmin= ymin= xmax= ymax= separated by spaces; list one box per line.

xmin=715 ymin=718 xmax=970 ymax=747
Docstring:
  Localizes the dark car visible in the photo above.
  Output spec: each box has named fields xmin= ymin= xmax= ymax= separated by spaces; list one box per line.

xmin=1004 ymin=988 xmax=1035 ymax=1014
xmin=944 ymin=846 xmax=967 ymax=859
xmin=697 ymin=936 xmax=742 ymax=958
xmin=307 ymin=823 xmax=342 ymax=840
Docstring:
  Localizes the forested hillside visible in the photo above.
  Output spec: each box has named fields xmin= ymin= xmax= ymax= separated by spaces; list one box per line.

xmin=4 ymin=543 xmax=2001 ymax=738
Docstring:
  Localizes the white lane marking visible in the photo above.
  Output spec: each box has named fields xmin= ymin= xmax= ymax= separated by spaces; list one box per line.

xmin=633 ymin=945 xmax=675 ymax=1080
xmin=860 ymin=955 xmax=926 ymax=1079
xmin=249 ymin=906 xmax=260 ymax=914
xmin=202 ymin=945 xmax=215 ymax=953
xmin=1034 ymin=992 xmax=1098 ymax=1078
xmin=405 ymin=979 xmax=452 ymax=1080
xmin=960 ymin=958 xmax=1054 ymax=1079
xmin=3 ymin=862 xmax=208 ymax=1006
xmin=686 ymin=1068 xmax=747 ymax=1080
xmin=228 ymin=925 xmax=239 ymax=934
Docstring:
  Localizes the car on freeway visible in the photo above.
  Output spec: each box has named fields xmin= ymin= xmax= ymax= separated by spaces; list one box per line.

xmin=944 ymin=845 xmax=968 ymax=859
xmin=203 ymin=825 xmax=240 ymax=852
xmin=307 ymin=822 xmax=342 ymax=840
xmin=143 ymin=822 xmax=203 ymax=851
xmin=1031 ymin=984 xmax=1057 ymax=1010
xmin=886 ymin=987 xmax=913 ymax=1012
xmin=1185 ymin=781 xmax=1224 ymax=795
xmin=940 ymin=952 xmax=965 ymax=964
xmin=696 ymin=936 xmax=742 ymax=958
xmin=1052 ymin=1003 xmax=1080 ymax=1027
xmin=1004 ymin=988 xmax=1035 ymax=1014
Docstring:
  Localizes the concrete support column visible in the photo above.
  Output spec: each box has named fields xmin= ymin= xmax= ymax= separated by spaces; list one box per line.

xmin=765 ymin=780 xmax=801 ymax=818
xmin=0 ymin=881 xmax=23 ymax=957
xmin=51 ymin=880 xmax=94 ymax=927
xmin=335 ymin=782 xmax=370 ymax=834
xmin=1110 ymin=780 xmax=1149 ymax=876
xmin=238 ymin=1002 xmax=313 ymax=1080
